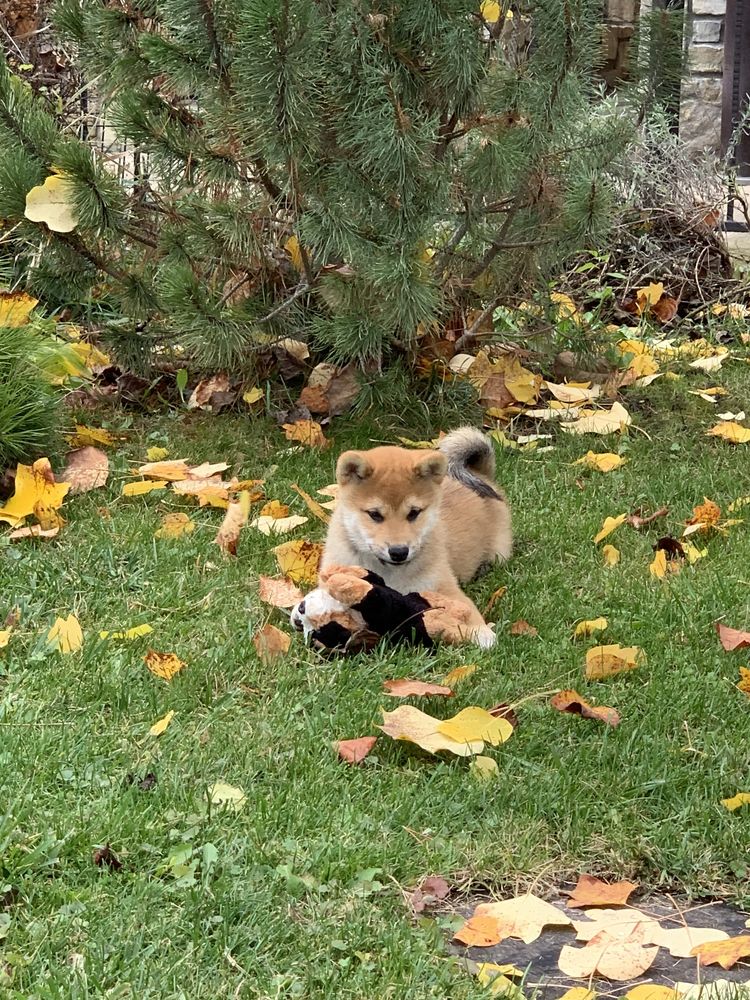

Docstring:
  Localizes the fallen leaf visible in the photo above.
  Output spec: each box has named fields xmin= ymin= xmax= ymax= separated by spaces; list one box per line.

xmin=144 ymin=649 xmax=186 ymax=681
xmin=284 ymin=234 xmax=304 ymax=271
xmin=573 ymin=618 xmax=608 ymax=639
xmin=290 ymin=483 xmax=331 ymax=523
xmin=683 ymin=541 xmax=707 ymax=564
xmin=146 ymin=446 xmax=169 ymax=462
xmin=8 ymin=524 xmax=60 ymax=540
xmin=154 ymin=512 xmax=195 ymax=539
xmin=0 ymin=290 xmax=38 ymax=327
xmin=574 ymin=452 xmax=626 ymax=473
xmin=100 ymin=624 xmax=153 ymax=640
xmin=561 ymin=402 xmax=631 ymax=436
xmin=602 ymin=545 xmax=620 ymax=566
xmin=336 ymin=737 xmax=377 ymax=764
xmin=61 ymin=447 xmax=109 ymax=494
xmin=720 ymin=792 xmax=750 ymax=811
xmin=0 ymin=630 xmax=10 ymax=648
xmin=442 ymin=664 xmax=478 ymax=686
xmin=559 ymin=935 xmax=658 ymax=981
xmin=47 ymin=614 xmax=83 ymax=654
xmin=438 ymin=707 xmax=513 ymax=746
xmin=206 ymin=781 xmax=247 ymax=813
xmin=550 ymin=690 xmax=620 ymax=727
xmin=187 ymin=373 xmax=230 ymax=410
xmin=273 ymin=540 xmax=323 ymax=585
xmin=624 ymin=986 xmax=681 ymax=1000
xmin=299 ymin=363 xmax=359 ymax=416
xmin=470 ymin=755 xmax=499 ymax=781
xmin=379 ymin=705 xmax=512 ymax=757
xmin=249 ymin=514 xmax=308 ymax=536
xmin=93 ymin=843 xmax=122 ymax=871
xmin=258 ymin=576 xmax=304 ymax=609
xmin=651 ymin=295 xmax=679 ymax=323
xmin=690 ymin=354 xmax=726 ymax=373
xmin=215 ymin=492 xmax=251 ymax=555
xmin=253 ymin=623 xmax=290 ymax=664
xmin=480 ymin=0 xmax=501 ymax=21
xmin=472 ymin=893 xmax=572 ymax=944
xmin=25 ymin=172 xmax=78 ymax=232
xmin=566 ymin=873 xmax=636 ymax=907
xmin=148 ymin=710 xmax=175 ymax=736
xmin=185 ymin=462 xmax=230 ymax=479
xmin=654 ymin=925 xmax=729 ymax=958
xmin=716 ymin=623 xmax=750 ymax=652
xmin=454 ymin=914 xmax=503 ymax=947
xmin=573 ymin=907 xmax=659 ymax=944
xmin=258 ymin=499 xmax=290 ymax=518
xmin=0 ymin=458 xmax=70 ymax=526
xmin=635 ymin=281 xmax=665 ymax=311
xmin=509 ymin=619 xmax=538 ymax=637
xmin=718 ymin=411 xmax=746 ymax=421
xmin=484 ymin=586 xmax=507 ymax=614
xmin=686 ymin=498 xmax=722 ymax=533
xmin=559 ymin=989 xmax=596 ymax=1000
xmin=546 ymin=382 xmax=600 ymax=404
xmin=383 ymin=679 xmax=453 ymax=698
xmin=690 ymin=935 xmax=750 ymax=969
xmin=68 ymin=425 xmax=116 ymax=448
xmin=649 ymin=549 xmax=667 ymax=579
xmin=707 ymin=421 xmax=750 ymax=444
xmin=243 ymin=386 xmax=264 ymax=406
xmin=122 ymin=480 xmax=168 ymax=496
xmin=410 ymin=875 xmax=451 ymax=913
xmin=282 ymin=420 xmax=329 ymax=448
xmin=137 ymin=459 xmax=191 ymax=481
xmin=727 ymin=495 xmax=750 ymax=512
xmin=585 ymin=644 xmax=645 ymax=680
xmin=593 ymin=514 xmax=627 ymax=544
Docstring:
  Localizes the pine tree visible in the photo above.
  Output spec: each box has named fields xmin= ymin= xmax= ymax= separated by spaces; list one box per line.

xmin=0 ymin=0 xmax=634 ymax=373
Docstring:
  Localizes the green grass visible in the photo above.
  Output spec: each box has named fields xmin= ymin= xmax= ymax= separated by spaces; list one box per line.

xmin=2 ymin=365 xmax=750 ymax=998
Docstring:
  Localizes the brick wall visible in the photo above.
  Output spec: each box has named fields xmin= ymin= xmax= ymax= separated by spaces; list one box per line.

xmin=680 ymin=0 xmax=726 ymax=155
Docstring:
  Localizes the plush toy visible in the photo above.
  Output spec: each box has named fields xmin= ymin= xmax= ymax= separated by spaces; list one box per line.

xmin=290 ymin=564 xmax=490 ymax=652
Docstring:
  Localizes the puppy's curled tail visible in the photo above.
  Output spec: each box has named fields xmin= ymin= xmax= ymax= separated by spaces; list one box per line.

xmin=438 ymin=427 xmax=501 ymax=500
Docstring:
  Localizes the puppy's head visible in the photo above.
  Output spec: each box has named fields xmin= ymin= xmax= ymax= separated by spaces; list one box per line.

xmin=334 ymin=445 xmax=446 ymax=567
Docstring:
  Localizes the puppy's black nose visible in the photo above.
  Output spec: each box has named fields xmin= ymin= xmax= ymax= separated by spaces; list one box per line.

xmin=297 ymin=600 xmax=306 ymax=615
xmin=388 ymin=545 xmax=409 ymax=563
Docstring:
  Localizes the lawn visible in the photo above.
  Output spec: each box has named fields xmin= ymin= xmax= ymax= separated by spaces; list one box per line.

xmin=2 ymin=363 xmax=750 ymax=998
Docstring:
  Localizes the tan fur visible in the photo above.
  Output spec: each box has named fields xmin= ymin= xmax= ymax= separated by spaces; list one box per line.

xmin=321 ymin=429 xmax=512 ymax=648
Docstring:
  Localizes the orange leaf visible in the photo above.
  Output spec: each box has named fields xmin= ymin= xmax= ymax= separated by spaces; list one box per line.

xmin=566 ymin=873 xmax=637 ymax=908
xmin=258 ymin=499 xmax=290 ymax=518
xmin=651 ymin=295 xmax=679 ymax=324
xmin=383 ymin=679 xmax=453 ymax=698
xmin=690 ymin=934 xmax=750 ymax=970
xmin=686 ymin=498 xmax=722 ymax=532
xmin=144 ymin=649 xmax=186 ymax=681
xmin=716 ymin=622 xmax=750 ymax=652
xmin=253 ymin=623 xmax=290 ymax=665
xmin=336 ymin=736 xmax=377 ymax=764
xmin=509 ymin=619 xmax=537 ymax=637
xmin=484 ymin=586 xmax=507 ymax=614
xmin=550 ymin=690 xmax=620 ymax=727
xmin=258 ymin=576 xmax=305 ymax=609
xmin=453 ymin=914 xmax=503 ymax=948
xmin=282 ymin=420 xmax=329 ymax=449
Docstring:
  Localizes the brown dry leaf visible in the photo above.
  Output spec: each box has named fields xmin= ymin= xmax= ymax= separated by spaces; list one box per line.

xmin=473 ymin=894 xmax=572 ymax=944
xmin=0 ymin=457 xmax=70 ymax=526
xmin=550 ymin=690 xmax=620 ymax=727
xmin=290 ymin=483 xmax=331 ymax=523
xmin=707 ymin=421 xmax=750 ymax=444
xmin=487 ymin=702 xmax=520 ymax=729
xmin=253 ymin=623 xmax=290 ymax=665
xmin=299 ymin=362 xmax=359 ymax=416
xmin=509 ymin=620 xmax=538 ymax=637
xmin=409 ymin=875 xmax=450 ymax=914
xmin=187 ymin=373 xmax=230 ymax=410
xmin=585 ymin=644 xmax=645 ymax=680
xmin=566 ymin=873 xmax=636 ymax=907
xmin=690 ymin=935 xmax=750 ymax=970
xmin=559 ymin=933 xmax=658 ymax=981
xmin=484 ymin=586 xmax=507 ymax=615
xmin=625 ymin=507 xmax=669 ymax=530
xmin=453 ymin=914 xmax=503 ymax=948
xmin=258 ymin=576 xmax=304 ymax=609
xmin=336 ymin=736 xmax=377 ymax=765
xmin=273 ymin=539 xmax=323 ymax=584
xmin=123 ymin=480 xmax=168 ymax=496
xmin=8 ymin=524 xmax=60 ymax=540
xmin=144 ymin=649 xmax=186 ymax=681
xmin=259 ymin=500 xmax=290 ymax=518
xmin=215 ymin=492 xmax=251 ymax=555
xmin=61 ymin=447 xmax=109 ymax=494
xmin=282 ymin=420 xmax=329 ymax=449
xmin=383 ymin=679 xmax=453 ymax=698
xmin=715 ymin=622 xmax=750 ymax=652
xmin=154 ymin=512 xmax=194 ymax=539
xmin=651 ymin=295 xmax=679 ymax=323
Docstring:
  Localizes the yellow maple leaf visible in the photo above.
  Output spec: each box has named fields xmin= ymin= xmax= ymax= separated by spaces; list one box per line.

xmin=24 ymin=172 xmax=78 ymax=232
xmin=573 ymin=617 xmax=608 ymax=639
xmin=551 ymin=292 xmax=580 ymax=321
xmin=148 ymin=709 xmax=175 ymax=736
xmin=0 ymin=290 xmax=38 ymax=327
xmin=273 ymin=539 xmax=323 ymax=584
xmin=585 ymin=644 xmax=645 ymax=680
xmin=144 ymin=649 xmax=186 ymax=681
xmin=707 ymin=421 xmax=750 ymax=444
xmin=628 ymin=352 xmax=659 ymax=378
xmin=0 ymin=458 xmax=69 ymax=526
xmin=258 ymin=499 xmax=290 ymax=518
xmin=593 ymin=513 xmax=626 ymax=544
xmin=437 ymin=707 xmax=513 ymax=746
xmin=282 ymin=420 xmax=329 ymax=449
xmin=154 ymin=512 xmax=195 ymax=539
xmin=122 ymin=480 xmax=168 ymax=496
xmin=649 ymin=549 xmax=667 ymax=579
xmin=480 ymin=0 xmax=501 ymax=20
xmin=574 ymin=452 xmax=626 ymax=473
xmin=47 ymin=614 xmax=83 ymax=654
xmin=68 ymin=425 xmax=116 ymax=448
xmin=243 ymin=386 xmax=264 ymax=406
xmin=635 ymin=281 xmax=664 ymax=312
xmin=602 ymin=544 xmax=620 ymax=566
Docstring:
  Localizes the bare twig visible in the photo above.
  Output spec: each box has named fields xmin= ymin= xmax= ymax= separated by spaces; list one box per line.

xmin=256 ymin=280 xmax=309 ymax=323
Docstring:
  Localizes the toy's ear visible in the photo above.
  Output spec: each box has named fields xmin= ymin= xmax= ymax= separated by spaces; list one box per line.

xmin=336 ymin=451 xmax=373 ymax=485
xmin=413 ymin=451 xmax=447 ymax=482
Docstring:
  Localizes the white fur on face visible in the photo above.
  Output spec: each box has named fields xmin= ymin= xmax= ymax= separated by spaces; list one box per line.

xmin=290 ymin=588 xmax=346 ymax=639
xmin=341 ymin=503 xmax=439 ymax=566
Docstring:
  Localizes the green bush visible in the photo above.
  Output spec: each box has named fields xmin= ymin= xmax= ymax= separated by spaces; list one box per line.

xmin=0 ymin=326 xmax=58 ymax=468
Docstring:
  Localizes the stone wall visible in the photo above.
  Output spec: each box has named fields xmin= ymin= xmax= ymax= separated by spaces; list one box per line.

xmin=680 ymin=0 xmax=726 ymax=156
xmin=601 ymin=0 xmax=640 ymax=88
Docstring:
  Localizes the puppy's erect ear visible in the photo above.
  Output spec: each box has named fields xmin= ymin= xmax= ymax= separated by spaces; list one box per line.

xmin=413 ymin=451 xmax=447 ymax=482
xmin=336 ymin=451 xmax=373 ymax=485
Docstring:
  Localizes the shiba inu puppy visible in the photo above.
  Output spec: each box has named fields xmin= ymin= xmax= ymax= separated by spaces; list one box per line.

xmin=318 ymin=427 xmax=512 ymax=648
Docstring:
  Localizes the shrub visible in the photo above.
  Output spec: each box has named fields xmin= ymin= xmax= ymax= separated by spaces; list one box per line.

xmin=0 ymin=326 xmax=58 ymax=468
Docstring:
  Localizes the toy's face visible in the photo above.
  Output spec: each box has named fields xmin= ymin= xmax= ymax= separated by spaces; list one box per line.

xmin=336 ymin=446 xmax=447 ymax=567
xmin=290 ymin=587 xmax=365 ymax=643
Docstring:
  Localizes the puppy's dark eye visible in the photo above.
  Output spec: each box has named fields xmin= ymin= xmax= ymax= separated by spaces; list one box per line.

xmin=366 ymin=509 xmax=384 ymax=523
xmin=406 ymin=508 xmax=422 ymax=522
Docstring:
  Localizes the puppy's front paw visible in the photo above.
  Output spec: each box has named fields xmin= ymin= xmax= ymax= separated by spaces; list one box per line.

xmin=474 ymin=623 xmax=496 ymax=649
